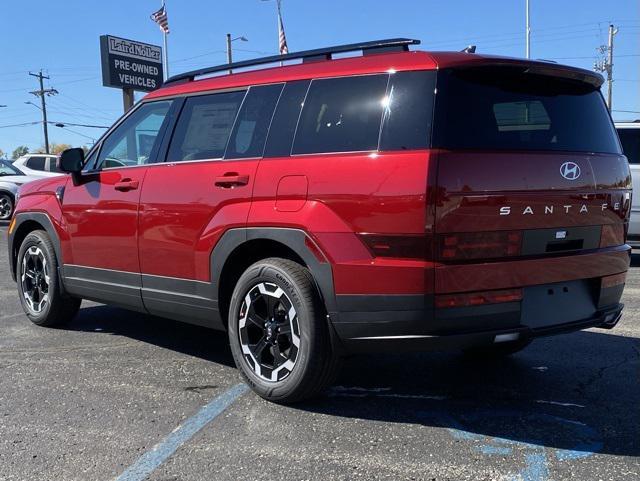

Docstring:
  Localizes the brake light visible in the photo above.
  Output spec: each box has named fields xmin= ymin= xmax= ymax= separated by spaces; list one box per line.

xmin=358 ymin=234 xmax=433 ymax=260
xmin=601 ymin=272 xmax=626 ymax=289
xmin=435 ymin=288 xmax=523 ymax=309
xmin=600 ymin=224 xmax=624 ymax=248
xmin=438 ymin=231 xmax=522 ymax=261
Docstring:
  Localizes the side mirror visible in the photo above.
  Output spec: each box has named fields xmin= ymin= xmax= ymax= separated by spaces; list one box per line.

xmin=58 ymin=148 xmax=85 ymax=174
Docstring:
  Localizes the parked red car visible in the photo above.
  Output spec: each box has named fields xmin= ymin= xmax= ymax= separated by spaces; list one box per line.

xmin=7 ymin=39 xmax=631 ymax=402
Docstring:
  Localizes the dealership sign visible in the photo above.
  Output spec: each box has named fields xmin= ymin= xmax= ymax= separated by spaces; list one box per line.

xmin=100 ymin=35 xmax=163 ymax=92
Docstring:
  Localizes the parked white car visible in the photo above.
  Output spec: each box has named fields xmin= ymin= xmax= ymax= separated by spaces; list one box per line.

xmin=12 ymin=153 xmax=63 ymax=178
xmin=0 ymin=160 xmax=42 ymax=220
xmin=616 ymin=122 xmax=639 ymax=248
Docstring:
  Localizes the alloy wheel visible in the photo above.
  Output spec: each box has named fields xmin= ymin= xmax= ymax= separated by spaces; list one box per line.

xmin=238 ymin=282 xmax=300 ymax=382
xmin=0 ymin=194 xmax=12 ymax=220
xmin=21 ymin=246 xmax=50 ymax=314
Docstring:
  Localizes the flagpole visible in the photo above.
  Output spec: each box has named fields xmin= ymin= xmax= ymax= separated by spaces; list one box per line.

xmin=162 ymin=0 xmax=169 ymax=81
xmin=277 ymin=0 xmax=284 ymax=66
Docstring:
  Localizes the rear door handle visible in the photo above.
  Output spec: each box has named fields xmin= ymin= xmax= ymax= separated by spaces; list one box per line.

xmin=114 ymin=179 xmax=140 ymax=192
xmin=215 ymin=173 xmax=250 ymax=188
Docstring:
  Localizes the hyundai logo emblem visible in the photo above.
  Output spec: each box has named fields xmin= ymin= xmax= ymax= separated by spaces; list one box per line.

xmin=560 ymin=162 xmax=581 ymax=181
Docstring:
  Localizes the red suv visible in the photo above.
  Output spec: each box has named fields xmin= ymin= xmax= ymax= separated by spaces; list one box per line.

xmin=7 ymin=39 xmax=631 ymax=402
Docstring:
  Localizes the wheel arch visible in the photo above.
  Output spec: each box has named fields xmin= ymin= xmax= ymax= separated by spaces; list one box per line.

xmin=212 ymin=228 xmax=337 ymax=329
xmin=8 ymin=213 xmax=63 ymax=283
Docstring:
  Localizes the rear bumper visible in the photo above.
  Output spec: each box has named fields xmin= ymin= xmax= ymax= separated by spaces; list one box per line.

xmin=335 ymin=302 xmax=623 ymax=353
xmin=331 ymin=246 xmax=630 ymax=353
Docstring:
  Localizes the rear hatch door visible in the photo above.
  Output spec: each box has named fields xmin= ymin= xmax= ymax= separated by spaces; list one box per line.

xmin=432 ymin=65 xmax=631 ymax=262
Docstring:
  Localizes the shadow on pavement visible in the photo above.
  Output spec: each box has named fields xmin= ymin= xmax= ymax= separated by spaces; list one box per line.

xmin=302 ymin=330 xmax=640 ymax=459
xmin=64 ymin=304 xmax=235 ymax=368
xmin=61 ymin=304 xmax=639 ymax=459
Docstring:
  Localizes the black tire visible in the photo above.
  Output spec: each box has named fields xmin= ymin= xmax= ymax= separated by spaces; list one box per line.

xmin=463 ymin=339 xmax=532 ymax=358
xmin=0 ymin=192 xmax=13 ymax=221
xmin=16 ymin=230 xmax=81 ymax=327
xmin=228 ymin=258 xmax=341 ymax=403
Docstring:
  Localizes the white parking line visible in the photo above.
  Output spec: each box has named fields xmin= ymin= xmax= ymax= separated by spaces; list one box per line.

xmin=114 ymin=383 xmax=248 ymax=481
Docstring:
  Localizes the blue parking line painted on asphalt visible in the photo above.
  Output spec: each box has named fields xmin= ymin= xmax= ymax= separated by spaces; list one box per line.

xmin=115 ymin=383 xmax=249 ymax=481
xmin=520 ymin=452 xmax=550 ymax=481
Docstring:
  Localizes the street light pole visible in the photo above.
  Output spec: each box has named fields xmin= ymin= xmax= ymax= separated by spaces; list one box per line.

xmin=227 ymin=33 xmax=233 ymax=73
xmin=226 ymin=34 xmax=248 ymax=74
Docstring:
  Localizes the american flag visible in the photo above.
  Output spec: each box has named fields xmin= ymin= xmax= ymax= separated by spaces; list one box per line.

xmin=150 ymin=4 xmax=170 ymax=34
xmin=278 ymin=9 xmax=288 ymax=55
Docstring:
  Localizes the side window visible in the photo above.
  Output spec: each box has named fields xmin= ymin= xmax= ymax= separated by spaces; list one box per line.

xmin=225 ymin=84 xmax=283 ymax=159
xmin=264 ymin=80 xmax=310 ymax=158
xmin=83 ymin=149 xmax=99 ymax=172
xmin=97 ymin=100 xmax=173 ymax=169
xmin=618 ymin=128 xmax=640 ymax=165
xmin=292 ymin=75 xmax=389 ymax=155
xmin=380 ymin=71 xmax=436 ymax=151
xmin=167 ymin=91 xmax=246 ymax=162
xmin=26 ymin=157 xmax=46 ymax=170
xmin=48 ymin=157 xmax=62 ymax=173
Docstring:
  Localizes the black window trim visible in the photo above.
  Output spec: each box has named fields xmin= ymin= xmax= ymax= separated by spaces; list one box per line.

xmin=222 ymin=82 xmax=286 ymax=161
xmin=289 ymin=72 xmax=391 ymax=157
xmin=261 ymin=79 xmax=312 ymax=159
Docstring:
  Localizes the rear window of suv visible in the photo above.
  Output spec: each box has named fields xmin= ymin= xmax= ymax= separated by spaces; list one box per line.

xmin=26 ymin=156 xmax=46 ymax=170
xmin=433 ymin=66 xmax=621 ymax=154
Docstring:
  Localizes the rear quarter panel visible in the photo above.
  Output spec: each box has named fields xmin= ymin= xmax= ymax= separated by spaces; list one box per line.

xmin=249 ymin=150 xmax=436 ymax=295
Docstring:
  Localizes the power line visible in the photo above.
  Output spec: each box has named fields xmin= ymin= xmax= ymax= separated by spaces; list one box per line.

xmin=0 ymin=121 xmax=41 ymax=129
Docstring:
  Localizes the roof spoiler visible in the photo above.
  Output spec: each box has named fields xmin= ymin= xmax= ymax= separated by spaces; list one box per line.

xmin=524 ymin=64 xmax=604 ymax=88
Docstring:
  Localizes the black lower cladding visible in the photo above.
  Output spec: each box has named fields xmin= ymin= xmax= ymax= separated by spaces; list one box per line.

xmin=334 ymin=278 xmax=624 ymax=352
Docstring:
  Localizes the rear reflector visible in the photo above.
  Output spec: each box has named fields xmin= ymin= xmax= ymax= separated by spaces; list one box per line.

xmin=601 ymin=272 xmax=626 ymax=289
xmin=358 ymin=234 xmax=432 ymax=259
xmin=435 ymin=288 xmax=523 ymax=309
xmin=438 ymin=231 xmax=522 ymax=261
xmin=494 ymin=333 xmax=520 ymax=343
xmin=600 ymin=224 xmax=625 ymax=248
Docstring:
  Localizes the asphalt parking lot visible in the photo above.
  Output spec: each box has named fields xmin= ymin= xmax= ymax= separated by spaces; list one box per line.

xmin=0 ymin=223 xmax=638 ymax=481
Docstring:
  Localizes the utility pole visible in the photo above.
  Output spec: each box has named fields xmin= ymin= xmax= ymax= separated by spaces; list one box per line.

xmin=525 ymin=0 xmax=531 ymax=59
xmin=28 ymin=70 xmax=57 ymax=154
xmin=227 ymin=33 xmax=233 ymax=74
xmin=594 ymin=24 xmax=619 ymax=112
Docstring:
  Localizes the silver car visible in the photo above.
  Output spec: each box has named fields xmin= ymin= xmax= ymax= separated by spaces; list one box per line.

xmin=616 ymin=123 xmax=639 ymax=248
xmin=0 ymin=160 xmax=42 ymax=221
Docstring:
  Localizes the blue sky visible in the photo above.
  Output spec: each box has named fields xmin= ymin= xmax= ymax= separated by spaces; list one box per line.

xmin=0 ymin=0 xmax=638 ymax=157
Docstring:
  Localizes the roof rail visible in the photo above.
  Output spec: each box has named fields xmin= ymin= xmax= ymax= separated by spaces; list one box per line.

xmin=163 ymin=38 xmax=421 ymax=86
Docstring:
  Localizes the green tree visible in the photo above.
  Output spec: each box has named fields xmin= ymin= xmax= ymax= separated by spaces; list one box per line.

xmin=12 ymin=146 xmax=29 ymax=160
xmin=0 ymin=149 xmax=5 ymax=159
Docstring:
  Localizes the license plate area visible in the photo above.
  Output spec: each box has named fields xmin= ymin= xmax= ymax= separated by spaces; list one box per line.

xmin=521 ymin=280 xmax=597 ymax=328
xmin=521 ymin=226 xmax=601 ymax=256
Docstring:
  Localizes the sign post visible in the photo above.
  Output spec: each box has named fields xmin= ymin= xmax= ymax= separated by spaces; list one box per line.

xmin=100 ymin=35 xmax=164 ymax=112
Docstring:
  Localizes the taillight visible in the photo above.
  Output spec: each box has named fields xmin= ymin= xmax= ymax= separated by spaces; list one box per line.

xmin=600 ymin=224 xmax=625 ymax=248
xmin=601 ymin=272 xmax=626 ymax=289
xmin=358 ymin=234 xmax=433 ymax=260
xmin=437 ymin=231 xmax=522 ymax=261
xmin=435 ymin=288 xmax=523 ymax=309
